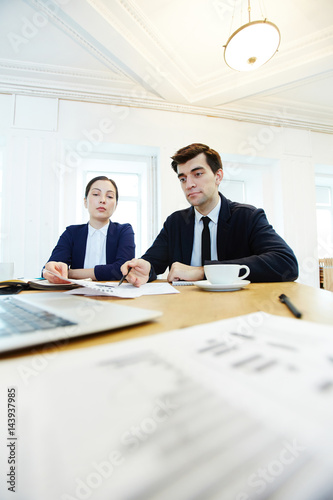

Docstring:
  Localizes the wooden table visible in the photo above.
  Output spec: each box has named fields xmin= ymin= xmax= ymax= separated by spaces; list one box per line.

xmin=5 ymin=281 xmax=331 ymax=360
xmin=1 ymin=282 xmax=333 ymax=500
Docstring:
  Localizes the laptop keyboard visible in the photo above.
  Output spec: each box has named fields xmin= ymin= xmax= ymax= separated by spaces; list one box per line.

xmin=0 ymin=297 xmax=77 ymax=337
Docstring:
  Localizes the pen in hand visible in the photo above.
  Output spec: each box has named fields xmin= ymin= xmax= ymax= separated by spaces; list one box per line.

xmin=279 ymin=294 xmax=302 ymax=319
xmin=118 ymin=267 xmax=132 ymax=286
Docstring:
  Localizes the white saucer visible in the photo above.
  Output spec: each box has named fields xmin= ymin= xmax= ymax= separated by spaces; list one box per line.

xmin=195 ymin=280 xmax=251 ymax=292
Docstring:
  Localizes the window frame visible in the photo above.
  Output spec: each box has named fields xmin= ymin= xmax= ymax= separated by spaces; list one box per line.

xmin=315 ymin=182 xmax=333 ymax=258
xmin=79 ymin=152 xmax=159 ymax=257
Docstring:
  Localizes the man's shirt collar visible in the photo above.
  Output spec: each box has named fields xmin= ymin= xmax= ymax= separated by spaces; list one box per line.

xmin=194 ymin=196 xmax=221 ymax=224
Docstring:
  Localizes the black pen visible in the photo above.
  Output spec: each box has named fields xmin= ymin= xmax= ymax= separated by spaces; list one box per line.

xmin=279 ymin=294 xmax=302 ymax=319
xmin=118 ymin=267 xmax=132 ymax=286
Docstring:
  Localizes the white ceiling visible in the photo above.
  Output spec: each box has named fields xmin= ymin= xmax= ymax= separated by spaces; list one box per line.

xmin=1 ymin=0 xmax=333 ymax=132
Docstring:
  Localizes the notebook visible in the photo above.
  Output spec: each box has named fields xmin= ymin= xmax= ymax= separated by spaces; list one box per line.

xmin=0 ymin=292 xmax=162 ymax=354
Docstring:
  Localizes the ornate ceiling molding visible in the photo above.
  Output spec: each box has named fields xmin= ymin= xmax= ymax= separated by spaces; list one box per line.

xmin=84 ymin=1 xmax=333 ymax=92
xmin=0 ymin=59 xmax=124 ymax=82
xmin=5 ymin=0 xmax=330 ymax=134
xmin=1 ymin=78 xmax=332 ymax=134
xmin=23 ymin=0 xmax=333 ymax=107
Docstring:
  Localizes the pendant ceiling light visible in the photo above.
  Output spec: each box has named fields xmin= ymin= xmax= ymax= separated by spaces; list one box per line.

xmin=223 ymin=0 xmax=280 ymax=71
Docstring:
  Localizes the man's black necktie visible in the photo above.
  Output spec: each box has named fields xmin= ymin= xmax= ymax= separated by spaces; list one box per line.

xmin=201 ymin=216 xmax=211 ymax=266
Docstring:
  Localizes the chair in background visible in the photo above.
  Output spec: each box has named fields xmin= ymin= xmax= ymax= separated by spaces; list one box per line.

xmin=319 ymin=258 xmax=333 ymax=291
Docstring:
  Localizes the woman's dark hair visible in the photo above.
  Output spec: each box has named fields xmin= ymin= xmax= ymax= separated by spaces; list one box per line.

xmin=171 ymin=143 xmax=223 ymax=173
xmin=84 ymin=176 xmax=119 ymax=202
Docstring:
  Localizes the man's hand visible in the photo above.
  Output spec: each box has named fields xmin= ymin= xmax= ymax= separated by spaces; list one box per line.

xmin=167 ymin=262 xmax=204 ymax=283
xmin=43 ymin=261 xmax=69 ymax=284
xmin=120 ymin=259 xmax=151 ymax=287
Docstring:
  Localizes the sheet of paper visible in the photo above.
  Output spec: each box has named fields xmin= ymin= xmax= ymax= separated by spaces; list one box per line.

xmin=65 ymin=285 xmax=139 ymax=298
xmin=46 ymin=269 xmax=179 ymax=297
xmin=1 ymin=313 xmax=333 ymax=500
xmin=66 ymin=281 xmax=179 ymax=298
xmin=45 ymin=269 xmax=116 ymax=291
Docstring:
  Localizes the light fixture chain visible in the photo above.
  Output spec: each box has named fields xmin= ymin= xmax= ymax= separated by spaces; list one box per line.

xmin=228 ymin=0 xmax=238 ymax=39
xmin=259 ymin=0 xmax=267 ymax=20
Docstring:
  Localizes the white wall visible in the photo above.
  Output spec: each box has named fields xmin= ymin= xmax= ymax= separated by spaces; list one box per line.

xmin=1 ymin=93 xmax=332 ymax=285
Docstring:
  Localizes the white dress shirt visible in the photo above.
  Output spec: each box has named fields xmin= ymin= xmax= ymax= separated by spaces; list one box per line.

xmin=190 ymin=198 xmax=221 ymax=267
xmin=83 ymin=222 xmax=109 ymax=269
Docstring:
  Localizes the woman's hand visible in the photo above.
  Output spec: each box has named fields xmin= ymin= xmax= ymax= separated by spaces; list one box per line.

xmin=43 ymin=261 xmax=69 ymax=284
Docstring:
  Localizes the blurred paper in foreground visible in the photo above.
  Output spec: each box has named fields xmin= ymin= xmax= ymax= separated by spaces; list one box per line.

xmin=0 ymin=312 xmax=333 ymax=500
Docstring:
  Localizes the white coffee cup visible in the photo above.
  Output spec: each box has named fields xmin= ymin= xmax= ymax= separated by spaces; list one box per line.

xmin=204 ymin=264 xmax=250 ymax=284
xmin=0 ymin=262 xmax=14 ymax=281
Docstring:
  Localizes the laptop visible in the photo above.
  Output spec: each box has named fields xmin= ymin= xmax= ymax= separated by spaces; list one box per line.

xmin=0 ymin=292 xmax=162 ymax=354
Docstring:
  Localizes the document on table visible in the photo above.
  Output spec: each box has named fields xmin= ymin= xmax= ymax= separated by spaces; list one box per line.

xmin=1 ymin=312 xmax=333 ymax=500
xmin=66 ymin=281 xmax=179 ymax=298
xmin=45 ymin=270 xmax=179 ymax=297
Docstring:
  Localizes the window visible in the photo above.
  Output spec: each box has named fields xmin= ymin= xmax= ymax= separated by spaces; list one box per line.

xmin=218 ymin=159 xmax=285 ymax=237
xmin=316 ymin=184 xmax=333 ymax=258
xmin=80 ymin=154 xmax=158 ymax=257
xmin=220 ymin=179 xmax=245 ymax=203
xmin=221 ymin=160 xmax=267 ymax=208
xmin=0 ymin=150 xmax=2 ymax=261
xmin=221 ymin=163 xmax=246 ymax=203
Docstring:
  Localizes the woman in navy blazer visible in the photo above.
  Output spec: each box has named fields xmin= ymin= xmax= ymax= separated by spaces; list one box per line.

xmin=43 ymin=176 xmax=135 ymax=283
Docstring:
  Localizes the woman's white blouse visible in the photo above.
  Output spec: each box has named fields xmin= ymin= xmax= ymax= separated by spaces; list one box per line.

xmin=83 ymin=222 xmax=109 ymax=269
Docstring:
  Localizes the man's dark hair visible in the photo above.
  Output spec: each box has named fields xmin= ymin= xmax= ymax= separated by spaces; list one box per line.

xmin=171 ymin=143 xmax=223 ymax=173
xmin=84 ymin=176 xmax=119 ymax=202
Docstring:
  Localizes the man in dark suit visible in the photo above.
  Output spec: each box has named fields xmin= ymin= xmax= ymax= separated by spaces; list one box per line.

xmin=121 ymin=143 xmax=298 ymax=286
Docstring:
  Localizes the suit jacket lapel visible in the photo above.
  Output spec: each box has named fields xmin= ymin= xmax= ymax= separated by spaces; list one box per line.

xmin=76 ymin=224 xmax=89 ymax=268
xmin=106 ymin=221 xmax=115 ymax=264
xmin=182 ymin=207 xmax=195 ymax=264
xmin=217 ymin=193 xmax=232 ymax=261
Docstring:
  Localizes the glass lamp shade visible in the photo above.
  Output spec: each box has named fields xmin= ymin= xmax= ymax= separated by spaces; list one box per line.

xmin=224 ymin=20 xmax=280 ymax=71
